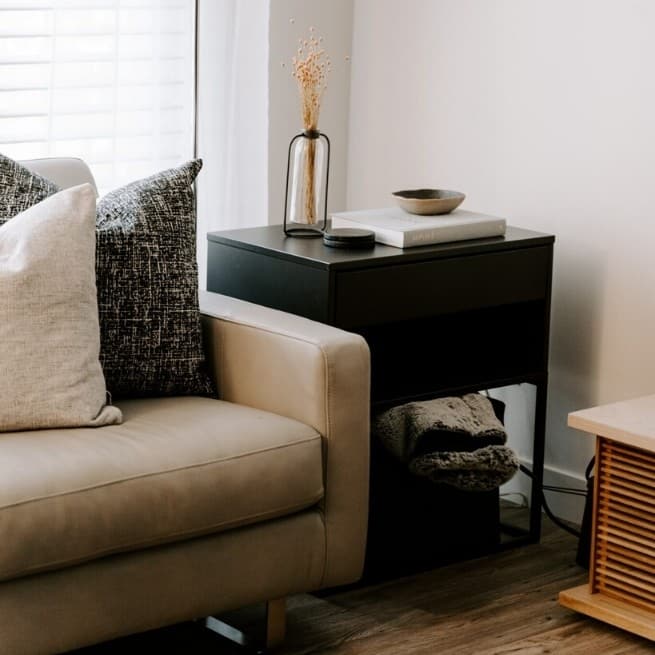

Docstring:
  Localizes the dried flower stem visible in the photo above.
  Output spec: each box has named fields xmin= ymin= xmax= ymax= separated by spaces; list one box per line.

xmin=303 ymin=140 xmax=317 ymax=222
xmin=291 ymin=28 xmax=330 ymax=224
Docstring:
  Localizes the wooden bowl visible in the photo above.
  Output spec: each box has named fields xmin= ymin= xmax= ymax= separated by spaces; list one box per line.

xmin=392 ymin=189 xmax=465 ymax=215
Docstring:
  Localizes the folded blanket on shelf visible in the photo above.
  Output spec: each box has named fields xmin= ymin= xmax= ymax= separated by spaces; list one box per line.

xmin=409 ymin=445 xmax=519 ymax=492
xmin=373 ymin=393 xmax=519 ymax=492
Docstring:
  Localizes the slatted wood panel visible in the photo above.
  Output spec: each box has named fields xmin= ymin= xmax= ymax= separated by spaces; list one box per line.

xmin=592 ymin=438 xmax=655 ymax=613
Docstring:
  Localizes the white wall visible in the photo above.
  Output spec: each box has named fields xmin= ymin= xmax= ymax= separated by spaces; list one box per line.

xmin=348 ymin=0 xmax=655 ymax=521
xmin=268 ymin=0 xmax=354 ymax=223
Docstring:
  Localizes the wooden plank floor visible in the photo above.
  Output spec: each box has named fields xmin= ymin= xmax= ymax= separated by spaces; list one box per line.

xmin=278 ymin=517 xmax=654 ymax=655
xmin=74 ymin=516 xmax=655 ymax=654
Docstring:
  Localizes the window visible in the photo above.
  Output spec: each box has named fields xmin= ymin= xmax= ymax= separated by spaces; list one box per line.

xmin=0 ymin=0 xmax=196 ymax=194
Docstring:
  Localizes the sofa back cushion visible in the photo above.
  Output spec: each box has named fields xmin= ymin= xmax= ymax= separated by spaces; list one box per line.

xmin=0 ymin=184 xmax=122 ymax=431
xmin=19 ymin=157 xmax=98 ymax=195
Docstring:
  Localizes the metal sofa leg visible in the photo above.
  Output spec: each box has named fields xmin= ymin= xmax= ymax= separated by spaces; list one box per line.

xmin=266 ymin=598 xmax=286 ymax=649
xmin=204 ymin=597 xmax=286 ymax=652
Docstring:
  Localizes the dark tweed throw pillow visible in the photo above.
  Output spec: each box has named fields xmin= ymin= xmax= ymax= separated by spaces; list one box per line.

xmin=0 ymin=154 xmax=58 ymax=225
xmin=96 ymin=160 xmax=215 ymax=398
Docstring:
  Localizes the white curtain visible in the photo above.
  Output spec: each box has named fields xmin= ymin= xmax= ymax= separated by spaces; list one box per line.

xmin=195 ymin=0 xmax=269 ymax=288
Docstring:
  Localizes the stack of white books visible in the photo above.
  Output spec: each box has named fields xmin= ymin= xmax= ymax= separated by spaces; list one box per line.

xmin=330 ymin=207 xmax=506 ymax=249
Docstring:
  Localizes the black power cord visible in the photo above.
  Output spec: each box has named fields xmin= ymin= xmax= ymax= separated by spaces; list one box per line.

xmin=481 ymin=390 xmax=589 ymax=540
xmin=519 ymin=464 xmax=583 ymax=538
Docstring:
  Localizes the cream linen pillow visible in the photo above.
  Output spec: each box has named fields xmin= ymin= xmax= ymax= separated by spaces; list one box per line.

xmin=0 ymin=184 xmax=122 ymax=431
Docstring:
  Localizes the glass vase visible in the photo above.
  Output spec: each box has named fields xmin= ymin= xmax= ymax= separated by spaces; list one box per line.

xmin=284 ymin=130 xmax=330 ymax=236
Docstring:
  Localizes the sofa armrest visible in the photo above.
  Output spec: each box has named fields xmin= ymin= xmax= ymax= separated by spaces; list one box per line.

xmin=199 ymin=291 xmax=370 ymax=588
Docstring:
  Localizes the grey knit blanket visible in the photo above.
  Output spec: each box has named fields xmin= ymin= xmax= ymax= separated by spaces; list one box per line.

xmin=373 ymin=394 xmax=519 ymax=492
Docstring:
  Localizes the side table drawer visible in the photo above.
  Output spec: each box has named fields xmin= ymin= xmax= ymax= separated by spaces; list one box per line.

xmin=207 ymin=241 xmax=331 ymax=323
xmin=334 ymin=246 xmax=552 ymax=328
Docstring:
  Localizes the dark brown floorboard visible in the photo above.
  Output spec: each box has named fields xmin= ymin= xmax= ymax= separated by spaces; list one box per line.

xmin=72 ymin=515 xmax=655 ymax=654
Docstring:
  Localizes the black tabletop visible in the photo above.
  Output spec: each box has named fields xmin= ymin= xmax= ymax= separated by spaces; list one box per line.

xmin=208 ymin=224 xmax=555 ymax=271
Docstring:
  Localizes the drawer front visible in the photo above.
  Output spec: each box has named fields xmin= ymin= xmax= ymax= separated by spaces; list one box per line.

xmin=207 ymin=241 xmax=331 ymax=323
xmin=334 ymin=245 xmax=552 ymax=328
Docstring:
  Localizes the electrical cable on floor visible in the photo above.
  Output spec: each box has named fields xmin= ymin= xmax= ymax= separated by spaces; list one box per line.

xmin=519 ymin=464 xmax=582 ymax=538
xmin=499 ymin=491 xmax=529 ymax=508
xmin=542 ymin=486 xmax=586 ymax=496
xmin=481 ymin=389 xmax=587 ymax=539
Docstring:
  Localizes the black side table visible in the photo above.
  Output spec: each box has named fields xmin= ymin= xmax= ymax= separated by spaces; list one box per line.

xmin=207 ymin=225 xmax=555 ymax=577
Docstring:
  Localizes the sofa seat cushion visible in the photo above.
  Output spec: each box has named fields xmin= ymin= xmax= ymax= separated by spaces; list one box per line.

xmin=0 ymin=397 xmax=323 ymax=582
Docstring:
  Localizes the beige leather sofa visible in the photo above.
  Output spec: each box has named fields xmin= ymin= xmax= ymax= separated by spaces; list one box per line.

xmin=0 ymin=159 xmax=371 ymax=655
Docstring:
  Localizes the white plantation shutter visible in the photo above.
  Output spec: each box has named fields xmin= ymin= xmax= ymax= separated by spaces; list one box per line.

xmin=0 ymin=0 xmax=196 ymax=194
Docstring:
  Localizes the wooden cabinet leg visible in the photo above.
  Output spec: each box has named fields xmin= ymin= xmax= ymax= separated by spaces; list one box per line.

xmin=266 ymin=598 xmax=286 ymax=649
